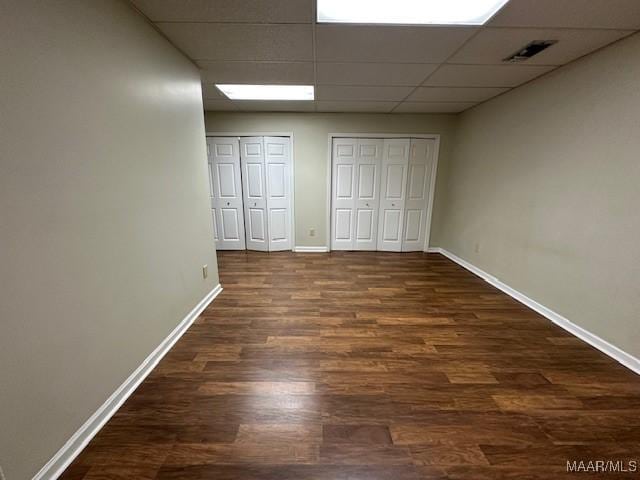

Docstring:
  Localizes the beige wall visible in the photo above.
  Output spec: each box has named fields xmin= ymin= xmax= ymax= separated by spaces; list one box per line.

xmin=440 ymin=33 xmax=640 ymax=358
xmin=0 ymin=1 xmax=218 ymax=478
xmin=205 ymin=112 xmax=457 ymax=248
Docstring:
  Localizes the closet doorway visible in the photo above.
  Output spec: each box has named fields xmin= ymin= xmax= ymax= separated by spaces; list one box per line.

xmin=328 ymin=134 xmax=439 ymax=252
xmin=206 ymin=135 xmax=294 ymax=251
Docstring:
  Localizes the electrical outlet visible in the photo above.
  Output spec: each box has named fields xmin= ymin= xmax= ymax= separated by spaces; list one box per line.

xmin=309 ymin=228 xmax=316 ymax=237
xmin=202 ymin=265 xmax=208 ymax=279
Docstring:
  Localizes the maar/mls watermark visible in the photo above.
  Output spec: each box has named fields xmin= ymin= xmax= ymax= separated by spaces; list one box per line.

xmin=567 ymin=459 xmax=638 ymax=474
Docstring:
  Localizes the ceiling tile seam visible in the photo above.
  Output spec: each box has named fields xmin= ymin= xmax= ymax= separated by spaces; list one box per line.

xmin=313 ymin=99 xmax=483 ymax=104
xmin=312 ymin=0 xmax=318 ymax=112
xmin=391 ymin=26 xmax=485 ymax=112
xmin=154 ymin=21 xmax=313 ymax=26
xmin=196 ymin=61 xmax=559 ymax=67
xmin=197 ymin=62 xmax=558 ymax=69
xmin=196 ymin=60 xmax=314 ymax=64
xmin=203 ymin=82 xmax=515 ymax=90
xmin=195 ymin=58 xmax=611 ymax=67
xmin=484 ymin=25 xmax=639 ymax=32
xmin=314 ymin=82 xmax=546 ymax=87
xmin=442 ymin=62 xmax=561 ymax=67
xmin=154 ymin=21 xmax=637 ymax=34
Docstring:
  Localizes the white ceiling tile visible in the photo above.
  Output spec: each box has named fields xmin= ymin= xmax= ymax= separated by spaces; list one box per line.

xmin=407 ymin=87 xmax=509 ymax=102
xmin=203 ymin=99 xmax=239 ymax=111
xmin=423 ymin=64 xmax=555 ymax=87
xmin=316 ymin=62 xmax=438 ymax=86
xmin=156 ymin=23 xmax=313 ymax=61
xmin=488 ymin=0 xmax=640 ymax=29
xmin=449 ymin=28 xmax=634 ymax=66
xmin=394 ymin=102 xmax=477 ymax=113
xmin=317 ymin=85 xmax=413 ymax=101
xmin=316 ymin=25 xmax=477 ymax=63
xmin=316 ymin=101 xmax=397 ymax=113
xmin=131 ymin=0 xmax=313 ymax=23
xmin=234 ymin=101 xmax=316 ymax=112
xmin=199 ymin=61 xmax=314 ymax=84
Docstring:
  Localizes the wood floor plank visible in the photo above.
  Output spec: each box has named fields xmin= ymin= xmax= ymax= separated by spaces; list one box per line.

xmin=59 ymin=251 xmax=640 ymax=479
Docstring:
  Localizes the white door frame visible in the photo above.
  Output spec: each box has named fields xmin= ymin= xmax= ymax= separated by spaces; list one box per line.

xmin=326 ymin=133 xmax=441 ymax=253
xmin=207 ymin=132 xmax=295 ymax=251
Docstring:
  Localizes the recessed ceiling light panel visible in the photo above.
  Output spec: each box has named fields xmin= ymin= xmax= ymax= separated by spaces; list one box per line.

xmin=317 ymin=0 xmax=511 ymax=25
xmin=216 ymin=84 xmax=314 ymax=101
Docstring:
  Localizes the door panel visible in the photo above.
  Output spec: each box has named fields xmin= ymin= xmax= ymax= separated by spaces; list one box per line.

xmin=217 ymin=164 xmax=238 ymax=197
xmin=221 ymin=208 xmax=241 ymax=240
xmin=211 ymin=209 xmax=219 ymax=242
xmin=246 ymin=164 xmax=264 ymax=198
xmin=207 ymin=137 xmax=245 ymax=250
xmin=356 ymin=209 xmax=374 ymax=241
xmin=207 ymin=151 xmax=219 ymax=243
xmin=335 ymin=209 xmax=352 ymax=241
xmin=404 ymin=209 xmax=422 ymax=242
xmin=268 ymin=163 xmax=286 ymax=198
xmin=264 ymin=136 xmax=292 ymax=251
xmin=269 ymin=208 xmax=287 ymax=241
xmin=336 ymin=164 xmax=354 ymax=198
xmin=331 ymin=138 xmax=357 ymax=250
xmin=408 ymin=164 xmax=427 ymax=199
xmin=358 ymin=164 xmax=376 ymax=199
xmin=240 ymin=137 xmax=268 ymax=251
xmin=385 ymin=164 xmax=405 ymax=198
xmin=377 ymin=139 xmax=409 ymax=252
xmin=248 ymin=208 xmax=266 ymax=241
xmin=402 ymin=138 xmax=435 ymax=251
xmin=382 ymin=209 xmax=402 ymax=241
xmin=354 ymin=138 xmax=383 ymax=250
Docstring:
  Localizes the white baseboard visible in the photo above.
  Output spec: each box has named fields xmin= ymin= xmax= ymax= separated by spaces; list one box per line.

xmin=294 ymin=246 xmax=329 ymax=253
xmin=433 ymin=248 xmax=640 ymax=376
xmin=33 ymin=284 xmax=223 ymax=480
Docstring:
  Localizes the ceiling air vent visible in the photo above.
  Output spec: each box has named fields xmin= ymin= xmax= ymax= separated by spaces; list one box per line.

xmin=503 ymin=40 xmax=557 ymax=63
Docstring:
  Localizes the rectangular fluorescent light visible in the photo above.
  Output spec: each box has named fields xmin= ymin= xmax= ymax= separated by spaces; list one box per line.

xmin=216 ymin=84 xmax=314 ymax=101
xmin=317 ymin=0 xmax=510 ymax=25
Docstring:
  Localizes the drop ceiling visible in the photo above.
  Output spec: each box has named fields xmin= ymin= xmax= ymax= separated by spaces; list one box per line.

xmin=130 ymin=0 xmax=640 ymax=113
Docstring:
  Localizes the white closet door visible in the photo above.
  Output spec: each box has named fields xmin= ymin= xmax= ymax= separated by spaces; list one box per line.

xmin=208 ymin=137 xmax=246 ymax=250
xmin=354 ymin=139 xmax=383 ymax=251
xmin=331 ymin=138 xmax=357 ymax=250
xmin=377 ymin=139 xmax=410 ymax=252
xmin=402 ymin=138 xmax=435 ymax=252
xmin=206 ymin=142 xmax=219 ymax=244
xmin=240 ymin=137 xmax=269 ymax=252
xmin=264 ymin=136 xmax=292 ymax=251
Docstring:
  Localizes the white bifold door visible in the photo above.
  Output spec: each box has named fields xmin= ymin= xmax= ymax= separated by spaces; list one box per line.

xmin=403 ymin=139 xmax=436 ymax=251
xmin=264 ymin=136 xmax=293 ymax=251
xmin=377 ymin=139 xmax=410 ymax=252
xmin=331 ymin=138 xmax=384 ymax=251
xmin=207 ymin=136 xmax=246 ymax=250
xmin=240 ymin=137 xmax=269 ymax=251
xmin=331 ymin=137 xmax=436 ymax=252
xmin=207 ymin=136 xmax=292 ymax=251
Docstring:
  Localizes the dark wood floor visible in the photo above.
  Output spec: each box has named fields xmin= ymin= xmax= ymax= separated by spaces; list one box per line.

xmin=61 ymin=251 xmax=640 ymax=479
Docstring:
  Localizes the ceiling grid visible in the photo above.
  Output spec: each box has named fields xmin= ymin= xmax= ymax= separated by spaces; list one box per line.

xmin=130 ymin=0 xmax=640 ymax=113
